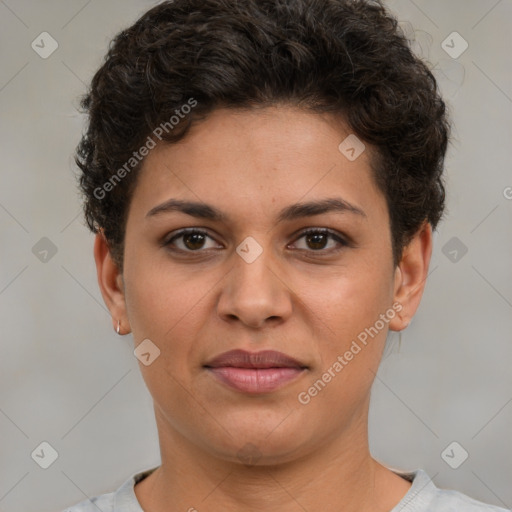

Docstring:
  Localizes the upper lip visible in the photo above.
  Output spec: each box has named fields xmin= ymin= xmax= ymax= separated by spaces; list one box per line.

xmin=204 ymin=349 xmax=307 ymax=369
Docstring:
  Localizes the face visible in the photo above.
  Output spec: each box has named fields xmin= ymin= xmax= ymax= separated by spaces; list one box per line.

xmin=97 ymin=105 xmax=430 ymax=465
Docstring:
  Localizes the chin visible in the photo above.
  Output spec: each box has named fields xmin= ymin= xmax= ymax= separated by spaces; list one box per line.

xmin=197 ymin=416 xmax=313 ymax=466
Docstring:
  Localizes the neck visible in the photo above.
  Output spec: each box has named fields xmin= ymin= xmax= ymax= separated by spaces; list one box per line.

xmin=135 ymin=402 xmax=411 ymax=512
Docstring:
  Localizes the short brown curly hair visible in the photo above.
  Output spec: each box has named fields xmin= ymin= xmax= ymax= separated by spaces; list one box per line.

xmin=75 ymin=0 xmax=450 ymax=271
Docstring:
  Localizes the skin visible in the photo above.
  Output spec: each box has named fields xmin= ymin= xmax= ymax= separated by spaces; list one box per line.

xmin=95 ymin=105 xmax=432 ymax=512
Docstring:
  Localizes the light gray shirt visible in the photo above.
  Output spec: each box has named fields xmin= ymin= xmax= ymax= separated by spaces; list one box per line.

xmin=62 ymin=466 xmax=510 ymax=511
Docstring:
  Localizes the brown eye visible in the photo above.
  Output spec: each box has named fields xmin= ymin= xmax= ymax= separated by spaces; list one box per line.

xmin=305 ymin=231 xmax=329 ymax=250
xmin=165 ymin=229 xmax=219 ymax=252
xmin=181 ymin=232 xmax=207 ymax=250
xmin=292 ymin=228 xmax=347 ymax=253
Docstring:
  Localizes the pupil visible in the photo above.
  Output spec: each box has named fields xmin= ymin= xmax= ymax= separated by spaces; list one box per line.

xmin=307 ymin=233 xmax=327 ymax=250
xmin=184 ymin=233 xmax=205 ymax=250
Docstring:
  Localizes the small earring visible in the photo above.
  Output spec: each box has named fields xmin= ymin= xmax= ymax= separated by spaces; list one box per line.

xmin=116 ymin=320 xmax=121 ymax=335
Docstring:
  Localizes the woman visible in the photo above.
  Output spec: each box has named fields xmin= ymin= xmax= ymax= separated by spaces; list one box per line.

xmin=64 ymin=0 xmax=508 ymax=510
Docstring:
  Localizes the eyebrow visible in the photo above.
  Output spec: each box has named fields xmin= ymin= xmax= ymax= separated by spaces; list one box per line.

xmin=146 ymin=197 xmax=367 ymax=223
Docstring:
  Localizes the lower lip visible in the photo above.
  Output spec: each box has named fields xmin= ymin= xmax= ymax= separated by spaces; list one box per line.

xmin=206 ymin=367 xmax=306 ymax=394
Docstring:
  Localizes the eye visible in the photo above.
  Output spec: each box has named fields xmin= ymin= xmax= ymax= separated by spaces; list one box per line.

xmin=290 ymin=228 xmax=348 ymax=253
xmin=163 ymin=227 xmax=349 ymax=254
xmin=164 ymin=229 xmax=221 ymax=252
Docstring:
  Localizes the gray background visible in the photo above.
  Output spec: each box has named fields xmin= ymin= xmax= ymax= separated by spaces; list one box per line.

xmin=0 ymin=1 xmax=511 ymax=511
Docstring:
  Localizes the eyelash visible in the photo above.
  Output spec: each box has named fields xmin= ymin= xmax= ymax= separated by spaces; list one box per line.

xmin=163 ymin=228 xmax=349 ymax=255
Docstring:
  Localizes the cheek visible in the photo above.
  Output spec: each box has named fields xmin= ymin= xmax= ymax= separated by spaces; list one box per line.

xmin=123 ymin=251 xmax=202 ymax=339
xmin=304 ymin=263 xmax=393 ymax=335
xmin=299 ymin=293 xmax=388 ymax=444
xmin=123 ymin=259 xmax=207 ymax=401
xmin=299 ymin=264 xmax=394 ymax=394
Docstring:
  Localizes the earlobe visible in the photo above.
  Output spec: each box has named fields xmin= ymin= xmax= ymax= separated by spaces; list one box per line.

xmin=389 ymin=222 xmax=433 ymax=332
xmin=93 ymin=231 xmax=130 ymax=334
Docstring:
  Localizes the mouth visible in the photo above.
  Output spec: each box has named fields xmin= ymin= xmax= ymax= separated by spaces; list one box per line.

xmin=204 ymin=349 xmax=308 ymax=394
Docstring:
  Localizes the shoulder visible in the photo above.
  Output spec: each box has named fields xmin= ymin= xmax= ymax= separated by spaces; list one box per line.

xmin=390 ymin=468 xmax=510 ymax=512
xmin=61 ymin=466 xmax=158 ymax=512
xmin=427 ymin=487 xmax=509 ymax=512
xmin=61 ymin=491 xmax=115 ymax=512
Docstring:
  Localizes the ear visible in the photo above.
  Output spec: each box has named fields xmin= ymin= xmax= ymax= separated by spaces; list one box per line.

xmin=93 ymin=230 xmax=130 ymax=334
xmin=388 ymin=221 xmax=433 ymax=332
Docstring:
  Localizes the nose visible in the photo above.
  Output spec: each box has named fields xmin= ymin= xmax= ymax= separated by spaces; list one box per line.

xmin=216 ymin=241 xmax=293 ymax=329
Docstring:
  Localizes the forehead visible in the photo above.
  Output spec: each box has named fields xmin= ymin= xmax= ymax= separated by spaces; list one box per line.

xmin=128 ymin=106 xmax=388 ymax=226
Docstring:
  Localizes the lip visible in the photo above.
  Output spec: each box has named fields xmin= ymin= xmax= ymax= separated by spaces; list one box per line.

xmin=204 ymin=349 xmax=308 ymax=394
xmin=205 ymin=349 xmax=307 ymax=369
